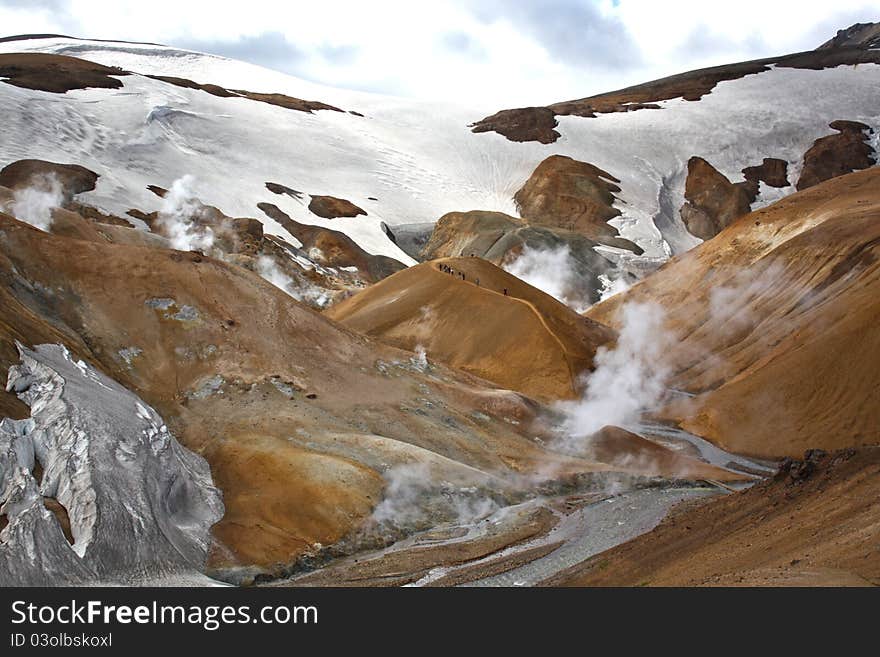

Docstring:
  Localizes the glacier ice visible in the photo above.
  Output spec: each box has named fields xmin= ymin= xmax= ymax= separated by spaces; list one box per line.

xmin=0 ymin=343 xmax=224 ymax=585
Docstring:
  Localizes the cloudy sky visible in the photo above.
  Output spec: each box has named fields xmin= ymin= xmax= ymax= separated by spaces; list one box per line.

xmin=1 ymin=0 xmax=877 ymax=105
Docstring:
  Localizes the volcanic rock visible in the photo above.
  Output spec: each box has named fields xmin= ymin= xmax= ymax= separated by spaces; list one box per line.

xmin=327 ymin=256 xmax=615 ymax=401
xmin=308 ymin=195 xmax=366 ymax=219
xmin=0 ymin=53 xmax=127 ymax=93
xmin=514 ymin=155 xmax=640 ymax=252
xmin=680 ymin=156 xmax=752 ymax=240
xmin=796 ymin=120 xmax=874 ymax=190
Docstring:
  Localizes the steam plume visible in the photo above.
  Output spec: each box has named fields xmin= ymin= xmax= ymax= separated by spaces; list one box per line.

xmin=556 ymin=300 xmax=671 ymax=447
xmin=503 ymin=244 xmax=590 ymax=312
xmin=3 ymin=174 xmax=63 ymax=232
xmin=256 ymin=255 xmax=331 ymax=307
xmin=159 ymin=175 xmax=214 ymax=252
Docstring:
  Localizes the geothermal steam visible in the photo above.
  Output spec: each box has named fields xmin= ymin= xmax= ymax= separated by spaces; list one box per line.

xmin=503 ymin=244 xmax=590 ymax=312
xmin=370 ymin=462 xmax=500 ymax=532
xmin=256 ymin=255 xmax=331 ymax=307
xmin=3 ymin=174 xmax=64 ymax=232
xmin=557 ymin=301 xmax=671 ymax=448
xmin=159 ymin=175 xmax=214 ymax=252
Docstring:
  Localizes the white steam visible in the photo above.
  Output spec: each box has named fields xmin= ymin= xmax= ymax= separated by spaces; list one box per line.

xmin=370 ymin=462 xmax=499 ymax=530
xmin=256 ymin=255 xmax=331 ymax=307
xmin=707 ymin=261 xmax=786 ymax=336
xmin=159 ymin=175 xmax=214 ymax=252
xmin=503 ymin=244 xmax=590 ymax=312
xmin=410 ymin=344 xmax=429 ymax=371
xmin=597 ymin=270 xmax=632 ymax=302
xmin=557 ymin=301 xmax=671 ymax=446
xmin=3 ymin=174 xmax=63 ymax=232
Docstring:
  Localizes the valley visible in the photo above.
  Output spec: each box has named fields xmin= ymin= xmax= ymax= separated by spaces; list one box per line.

xmin=0 ymin=22 xmax=878 ymax=587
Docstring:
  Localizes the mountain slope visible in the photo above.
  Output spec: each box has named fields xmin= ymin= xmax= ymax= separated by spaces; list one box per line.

xmin=586 ymin=167 xmax=880 ymax=458
xmin=551 ymin=447 xmax=880 ymax=587
xmin=326 ymin=257 xmax=614 ymax=401
xmin=0 ymin=33 xmax=877 ymax=270
xmin=0 ymin=211 xmax=740 ymax=582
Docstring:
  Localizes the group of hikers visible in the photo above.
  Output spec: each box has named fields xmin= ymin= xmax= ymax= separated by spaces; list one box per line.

xmin=436 ymin=261 xmax=507 ymax=295
xmin=438 ymin=262 xmax=467 ymax=281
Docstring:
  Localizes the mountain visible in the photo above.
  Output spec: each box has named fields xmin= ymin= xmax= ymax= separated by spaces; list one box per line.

xmin=1 ymin=31 xmax=878 ymax=277
xmin=585 ymin=167 xmax=880 ymax=458
xmin=551 ymin=447 xmax=880 ymax=586
xmin=1 ymin=23 xmax=879 ymax=587
xmin=0 ymin=209 xmax=739 ymax=584
xmin=326 ymin=256 xmax=614 ymax=401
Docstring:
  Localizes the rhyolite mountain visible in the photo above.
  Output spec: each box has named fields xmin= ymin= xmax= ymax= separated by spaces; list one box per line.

xmin=0 ymin=23 xmax=878 ymax=587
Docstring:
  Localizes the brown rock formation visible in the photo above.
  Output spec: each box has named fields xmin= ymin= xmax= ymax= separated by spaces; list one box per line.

xmin=145 ymin=74 xmax=236 ymax=98
xmin=514 ymin=155 xmax=640 ymax=252
xmin=796 ymin=120 xmax=874 ymax=191
xmin=265 ymin=182 xmax=303 ymax=199
xmin=740 ymin=157 xmax=789 ymax=198
xmin=680 ymin=156 xmax=752 ymax=240
xmin=147 ymin=74 xmax=345 ymax=114
xmin=587 ymin=167 xmax=880 ymax=458
xmin=0 ymin=159 xmax=99 ymax=201
xmin=258 ymin=202 xmax=403 ymax=282
xmin=420 ymin=209 xmax=635 ymax=305
xmin=326 ymin=256 xmax=615 ymax=402
xmin=470 ymin=107 xmax=560 ymax=144
xmin=0 ymin=53 xmax=127 ymax=93
xmin=308 ymin=195 xmax=366 ymax=219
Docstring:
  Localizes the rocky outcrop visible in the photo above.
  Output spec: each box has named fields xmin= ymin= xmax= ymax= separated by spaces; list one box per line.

xmin=258 ymin=202 xmax=403 ymax=282
xmin=147 ymin=74 xmax=345 ymax=114
xmin=680 ymin=156 xmax=752 ymax=240
xmin=470 ymin=107 xmax=560 ymax=144
xmin=420 ymin=210 xmax=634 ymax=306
xmin=0 ymin=159 xmax=99 ymax=201
xmin=0 ymin=343 xmax=223 ymax=585
xmin=818 ymin=22 xmax=880 ymax=49
xmin=471 ymin=42 xmax=880 ymax=144
xmin=796 ymin=121 xmax=874 ymax=191
xmin=0 ymin=53 xmax=127 ymax=94
xmin=308 ymin=195 xmax=366 ymax=219
xmin=265 ymin=182 xmax=303 ymax=199
xmin=514 ymin=155 xmax=640 ymax=252
xmin=740 ymin=157 xmax=789 ymax=198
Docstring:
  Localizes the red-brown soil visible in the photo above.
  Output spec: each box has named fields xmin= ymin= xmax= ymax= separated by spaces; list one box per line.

xmin=586 ymin=167 xmax=880 ymax=458
xmin=326 ymin=256 xmax=615 ymax=402
xmin=550 ymin=447 xmax=880 ymax=586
